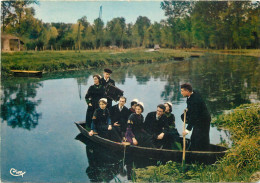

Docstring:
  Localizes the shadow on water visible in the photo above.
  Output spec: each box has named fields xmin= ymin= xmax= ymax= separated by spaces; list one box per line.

xmin=75 ymin=133 xmax=158 ymax=181
xmin=1 ymin=78 xmax=43 ymax=130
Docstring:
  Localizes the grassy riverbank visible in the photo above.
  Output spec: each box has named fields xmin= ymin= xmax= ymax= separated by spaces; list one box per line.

xmin=1 ymin=48 xmax=195 ymax=77
xmin=132 ymin=103 xmax=260 ymax=182
xmin=1 ymin=48 xmax=259 ymax=78
xmin=193 ymin=49 xmax=260 ymax=57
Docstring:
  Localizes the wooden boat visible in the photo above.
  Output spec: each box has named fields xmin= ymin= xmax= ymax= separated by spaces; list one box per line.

xmin=75 ymin=121 xmax=228 ymax=164
xmin=190 ymin=55 xmax=200 ymax=58
xmin=173 ymin=57 xmax=184 ymax=61
xmin=11 ymin=70 xmax=42 ymax=77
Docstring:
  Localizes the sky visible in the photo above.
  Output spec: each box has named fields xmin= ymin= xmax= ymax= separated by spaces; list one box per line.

xmin=32 ymin=0 xmax=167 ymax=25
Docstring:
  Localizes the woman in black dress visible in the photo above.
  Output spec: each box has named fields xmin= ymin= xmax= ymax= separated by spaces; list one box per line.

xmin=85 ymin=75 xmax=105 ymax=128
xmin=164 ymin=102 xmax=181 ymax=150
xmin=125 ymin=103 xmax=154 ymax=147
xmin=164 ymin=102 xmax=176 ymax=128
xmin=89 ymin=98 xmax=121 ymax=142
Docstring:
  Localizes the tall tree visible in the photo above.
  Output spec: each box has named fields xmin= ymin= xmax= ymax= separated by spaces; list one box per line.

xmin=2 ymin=0 xmax=39 ymax=35
xmin=227 ymin=1 xmax=255 ymax=49
xmin=93 ymin=18 xmax=104 ymax=49
xmin=161 ymin=1 xmax=194 ymax=19
xmin=191 ymin=1 xmax=228 ymax=48
xmin=134 ymin=16 xmax=151 ymax=47
xmin=161 ymin=1 xmax=195 ymax=48
xmin=1 ymin=1 xmax=13 ymax=32
xmin=107 ymin=17 xmax=126 ymax=47
xmin=150 ymin=22 xmax=162 ymax=45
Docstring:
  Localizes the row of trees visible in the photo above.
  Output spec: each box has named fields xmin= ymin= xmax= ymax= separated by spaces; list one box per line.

xmin=1 ymin=1 xmax=259 ymax=50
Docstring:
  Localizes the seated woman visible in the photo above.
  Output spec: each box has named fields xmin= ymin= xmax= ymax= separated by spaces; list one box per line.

xmin=125 ymin=102 xmax=154 ymax=148
xmin=89 ymin=98 xmax=121 ymax=142
xmin=164 ymin=102 xmax=176 ymax=128
xmin=164 ymin=102 xmax=182 ymax=150
xmin=85 ymin=75 xmax=105 ymax=128
xmin=128 ymin=99 xmax=139 ymax=114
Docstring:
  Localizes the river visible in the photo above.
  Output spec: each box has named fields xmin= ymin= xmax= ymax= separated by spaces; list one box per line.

xmin=1 ymin=53 xmax=259 ymax=182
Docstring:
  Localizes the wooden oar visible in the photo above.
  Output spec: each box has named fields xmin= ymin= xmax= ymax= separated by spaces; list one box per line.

xmin=182 ymin=108 xmax=188 ymax=169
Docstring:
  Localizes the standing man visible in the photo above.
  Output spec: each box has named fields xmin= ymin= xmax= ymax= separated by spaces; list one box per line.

xmin=100 ymin=68 xmax=115 ymax=108
xmin=181 ymin=83 xmax=211 ymax=151
xmin=144 ymin=104 xmax=173 ymax=149
xmin=109 ymin=96 xmax=129 ymax=139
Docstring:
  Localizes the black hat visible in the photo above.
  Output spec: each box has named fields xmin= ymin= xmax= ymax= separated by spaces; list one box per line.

xmin=104 ymin=68 xmax=112 ymax=74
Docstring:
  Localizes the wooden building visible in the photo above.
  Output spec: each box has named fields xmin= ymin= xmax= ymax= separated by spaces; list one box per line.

xmin=1 ymin=34 xmax=24 ymax=51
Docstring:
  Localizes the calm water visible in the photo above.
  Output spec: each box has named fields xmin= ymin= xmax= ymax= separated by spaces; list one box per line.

xmin=1 ymin=53 xmax=259 ymax=182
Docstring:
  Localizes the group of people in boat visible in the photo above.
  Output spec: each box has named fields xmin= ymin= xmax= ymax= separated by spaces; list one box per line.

xmin=85 ymin=68 xmax=211 ymax=151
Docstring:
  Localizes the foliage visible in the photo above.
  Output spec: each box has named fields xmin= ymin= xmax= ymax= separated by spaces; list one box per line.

xmin=2 ymin=1 xmax=258 ymax=50
xmin=213 ymin=103 xmax=260 ymax=142
xmin=134 ymin=103 xmax=260 ymax=182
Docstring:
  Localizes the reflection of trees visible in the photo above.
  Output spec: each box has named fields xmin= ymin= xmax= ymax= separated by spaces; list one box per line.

xmin=186 ymin=54 xmax=260 ymax=114
xmin=1 ymin=79 xmax=42 ymax=130
xmin=76 ymin=76 xmax=91 ymax=100
xmin=131 ymin=54 xmax=259 ymax=115
xmin=85 ymin=54 xmax=259 ymax=115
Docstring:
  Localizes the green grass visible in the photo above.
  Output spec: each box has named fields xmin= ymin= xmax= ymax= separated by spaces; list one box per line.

xmin=1 ymin=48 xmax=195 ymax=77
xmin=133 ymin=103 xmax=260 ymax=182
xmin=2 ymin=48 xmax=258 ymax=77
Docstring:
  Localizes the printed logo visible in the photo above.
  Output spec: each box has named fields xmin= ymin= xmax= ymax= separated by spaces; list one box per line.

xmin=10 ymin=168 xmax=26 ymax=177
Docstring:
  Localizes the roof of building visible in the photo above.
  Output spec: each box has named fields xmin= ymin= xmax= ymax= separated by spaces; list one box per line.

xmin=1 ymin=34 xmax=20 ymax=40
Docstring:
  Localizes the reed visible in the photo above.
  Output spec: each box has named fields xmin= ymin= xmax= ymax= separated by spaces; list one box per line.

xmin=131 ymin=162 xmax=137 ymax=182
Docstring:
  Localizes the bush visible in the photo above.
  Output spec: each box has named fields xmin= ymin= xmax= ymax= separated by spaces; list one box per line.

xmin=213 ymin=103 xmax=259 ymax=142
xmin=134 ymin=103 xmax=260 ymax=182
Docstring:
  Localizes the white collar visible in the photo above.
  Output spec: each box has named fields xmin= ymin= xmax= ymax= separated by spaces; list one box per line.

xmin=188 ymin=92 xmax=193 ymax=99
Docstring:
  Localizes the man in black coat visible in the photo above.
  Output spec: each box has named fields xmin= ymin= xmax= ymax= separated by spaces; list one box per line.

xmin=109 ymin=96 xmax=129 ymax=139
xmin=144 ymin=104 xmax=175 ymax=149
xmin=100 ymin=68 xmax=115 ymax=108
xmin=181 ymin=83 xmax=211 ymax=151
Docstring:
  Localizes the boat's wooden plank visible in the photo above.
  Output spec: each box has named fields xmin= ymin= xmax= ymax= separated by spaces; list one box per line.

xmin=11 ymin=70 xmax=42 ymax=74
xmin=75 ymin=121 xmax=228 ymax=164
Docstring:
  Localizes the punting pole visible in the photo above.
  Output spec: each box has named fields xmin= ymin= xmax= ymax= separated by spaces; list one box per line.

xmin=182 ymin=108 xmax=188 ymax=169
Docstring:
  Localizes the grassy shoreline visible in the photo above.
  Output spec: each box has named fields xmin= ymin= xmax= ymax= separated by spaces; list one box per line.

xmin=1 ymin=48 xmax=259 ymax=78
xmin=132 ymin=103 xmax=260 ymax=182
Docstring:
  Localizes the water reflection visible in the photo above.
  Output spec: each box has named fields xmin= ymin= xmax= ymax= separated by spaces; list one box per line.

xmin=1 ymin=53 xmax=258 ymax=182
xmin=109 ymin=54 xmax=259 ymax=115
xmin=1 ymin=79 xmax=42 ymax=130
xmin=75 ymin=134 xmax=158 ymax=181
xmin=75 ymin=134 xmax=127 ymax=181
xmin=86 ymin=145 xmax=126 ymax=182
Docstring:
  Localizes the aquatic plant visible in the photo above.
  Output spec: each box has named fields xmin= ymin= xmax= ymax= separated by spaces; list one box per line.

xmin=133 ymin=103 xmax=260 ymax=182
xmin=213 ymin=103 xmax=259 ymax=142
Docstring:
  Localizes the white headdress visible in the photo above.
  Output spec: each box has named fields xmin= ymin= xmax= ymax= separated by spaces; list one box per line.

xmin=166 ymin=102 xmax=173 ymax=107
xmin=132 ymin=99 xmax=139 ymax=103
xmin=99 ymin=98 xmax=107 ymax=103
xmin=138 ymin=102 xmax=144 ymax=108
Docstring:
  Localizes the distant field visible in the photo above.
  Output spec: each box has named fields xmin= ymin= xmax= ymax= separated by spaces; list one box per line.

xmin=1 ymin=48 xmax=259 ymax=77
